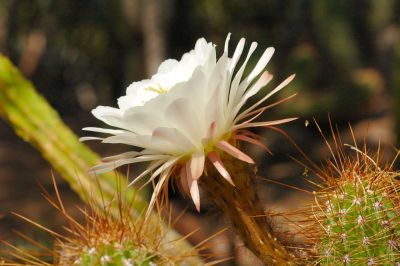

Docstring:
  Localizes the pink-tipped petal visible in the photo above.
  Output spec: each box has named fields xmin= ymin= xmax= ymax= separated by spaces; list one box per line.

xmin=138 ymin=157 xmax=179 ymax=189
xmin=102 ymin=151 xmax=140 ymax=162
xmin=234 ymin=117 xmax=298 ymax=130
xmin=238 ymin=93 xmax=297 ymax=122
xmin=145 ymin=169 xmax=170 ymax=219
xmin=237 ymin=74 xmax=296 ymax=121
xmin=216 ymin=140 xmax=255 ymax=164
xmin=186 ymin=162 xmax=201 ymax=212
xmin=190 ymin=179 xmax=200 ymax=212
xmin=207 ymin=151 xmax=235 ymax=186
xmin=202 ymin=121 xmax=217 ymax=146
xmin=249 ymin=71 xmax=274 ymax=95
xmin=233 ymin=135 xmax=273 ymax=155
xmin=190 ymin=152 xmax=205 ymax=180
xmin=237 ymin=129 xmax=263 ymax=140
xmin=128 ymin=159 xmax=166 ymax=187
xmin=79 ymin=136 xmax=104 ymax=142
xmin=230 ymin=71 xmax=274 ymax=121
xmin=207 ymin=121 xmax=217 ymax=139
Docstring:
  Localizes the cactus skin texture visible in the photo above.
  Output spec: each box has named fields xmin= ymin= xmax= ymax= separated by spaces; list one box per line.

xmin=77 ymin=241 xmax=155 ymax=266
xmin=311 ymin=151 xmax=400 ymax=265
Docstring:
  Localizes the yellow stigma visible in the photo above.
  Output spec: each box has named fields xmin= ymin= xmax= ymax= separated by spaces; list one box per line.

xmin=145 ymin=84 xmax=169 ymax=94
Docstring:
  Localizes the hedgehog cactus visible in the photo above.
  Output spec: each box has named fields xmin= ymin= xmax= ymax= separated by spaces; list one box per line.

xmin=310 ymin=149 xmax=400 ymax=265
xmin=57 ymin=210 xmax=162 ymax=266
xmin=54 ymin=197 xmax=195 ymax=266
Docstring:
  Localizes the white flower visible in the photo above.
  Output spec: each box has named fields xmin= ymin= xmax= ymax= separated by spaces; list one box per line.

xmin=81 ymin=33 xmax=296 ymax=213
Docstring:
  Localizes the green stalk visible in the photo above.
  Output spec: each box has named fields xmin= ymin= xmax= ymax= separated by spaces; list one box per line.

xmin=0 ymin=55 xmax=202 ymax=265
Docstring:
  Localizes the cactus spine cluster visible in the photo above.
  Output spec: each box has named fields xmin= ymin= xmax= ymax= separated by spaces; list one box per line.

xmin=54 ymin=198 xmax=195 ymax=266
xmin=308 ymin=150 xmax=400 ymax=265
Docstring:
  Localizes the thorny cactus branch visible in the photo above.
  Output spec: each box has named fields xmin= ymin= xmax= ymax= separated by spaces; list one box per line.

xmin=201 ymin=154 xmax=297 ymax=265
xmin=0 ymin=55 xmax=203 ymax=265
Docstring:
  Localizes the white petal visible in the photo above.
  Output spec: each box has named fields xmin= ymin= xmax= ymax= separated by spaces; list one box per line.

xmin=234 ymin=117 xmax=298 ymax=130
xmin=139 ymin=157 xmax=180 ymax=189
xmin=227 ymin=42 xmax=258 ymax=113
xmin=228 ymin=38 xmax=245 ymax=74
xmin=91 ymin=106 xmax=125 ymax=129
xmin=185 ymin=160 xmax=201 ymax=212
xmin=244 ymin=71 xmax=274 ymax=100
xmin=118 ymin=90 xmax=158 ymax=111
xmin=128 ymin=159 xmax=167 ymax=187
xmin=89 ymin=154 xmax=169 ymax=175
xmin=126 ymin=79 xmax=153 ymax=94
xmin=230 ymin=71 xmax=273 ymax=120
xmin=224 ymin=33 xmax=231 ymax=53
xmin=157 ymin=59 xmax=179 ymax=73
xmin=164 ymin=98 xmax=203 ymax=147
xmin=240 ymin=47 xmax=275 ymax=90
xmin=204 ymin=55 xmax=230 ymax=130
xmin=178 ymin=67 xmax=209 ymax=111
xmin=194 ymin=38 xmax=213 ymax=60
xmin=79 ymin=136 xmax=104 ymax=141
xmin=82 ymin=127 xmax=126 ymax=135
xmin=102 ymin=132 xmax=142 ymax=145
xmin=145 ymin=168 xmax=171 ymax=218
xmin=88 ymin=162 xmax=122 ymax=175
xmin=231 ymin=47 xmax=274 ymax=112
xmin=189 ymin=179 xmax=200 ymax=212
xmin=102 ymin=151 xmax=140 ymax=162
xmin=152 ymin=127 xmax=196 ymax=153
xmin=122 ymin=110 xmax=166 ymax=135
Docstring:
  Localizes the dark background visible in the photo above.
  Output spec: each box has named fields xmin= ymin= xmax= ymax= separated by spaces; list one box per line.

xmin=0 ymin=0 xmax=400 ymax=264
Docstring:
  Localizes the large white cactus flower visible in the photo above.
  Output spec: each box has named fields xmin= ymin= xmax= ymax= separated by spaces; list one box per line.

xmin=81 ymin=34 xmax=296 ymax=212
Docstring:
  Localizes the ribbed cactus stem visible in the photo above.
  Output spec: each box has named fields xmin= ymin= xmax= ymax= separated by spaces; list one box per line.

xmin=201 ymin=154 xmax=296 ymax=265
xmin=316 ymin=168 xmax=400 ymax=265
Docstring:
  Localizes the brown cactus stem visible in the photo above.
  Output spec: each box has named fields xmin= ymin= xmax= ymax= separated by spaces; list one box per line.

xmin=201 ymin=155 xmax=296 ymax=265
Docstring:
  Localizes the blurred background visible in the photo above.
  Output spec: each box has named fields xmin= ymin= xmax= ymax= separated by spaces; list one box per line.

xmin=0 ymin=0 xmax=400 ymax=265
